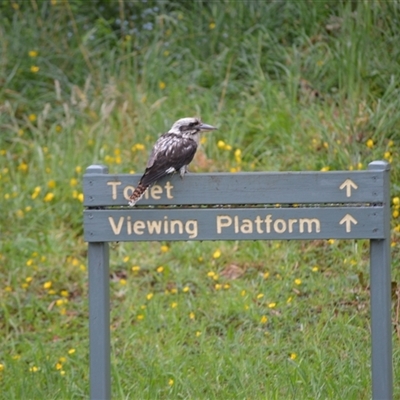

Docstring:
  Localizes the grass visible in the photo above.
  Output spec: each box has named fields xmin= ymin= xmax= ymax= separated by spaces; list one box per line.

xmin=1 ymin=0 xmax=400 ymax=398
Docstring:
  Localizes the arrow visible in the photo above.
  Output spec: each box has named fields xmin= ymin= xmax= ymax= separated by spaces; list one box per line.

xmin=339 ymin=179 xmax=358 ymax=197
xmin=339 ymin=214 xmax=358 ymax=233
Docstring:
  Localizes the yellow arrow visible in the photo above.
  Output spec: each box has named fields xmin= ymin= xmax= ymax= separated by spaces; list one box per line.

xmin=339 ymin=214 xmax=358 ymax=233
xmin=339 ymin=179 xmax=358 ymax=197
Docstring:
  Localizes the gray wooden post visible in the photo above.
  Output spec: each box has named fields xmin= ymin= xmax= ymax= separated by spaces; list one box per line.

xmin=368 ymin=161 xmax=392 ymax=400
xmin=86 ymin=165 xmax=111 ymax=400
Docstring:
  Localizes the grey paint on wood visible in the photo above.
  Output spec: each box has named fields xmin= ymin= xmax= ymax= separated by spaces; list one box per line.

xmin=369 ymin=162 xmax=393 ymax=399
xmin=84 ymin=161 xmax=392 ymax=400
xmin=84 ymin=206 xmax=385 ymax=242
xmin=88 ymin=242 xmax=111 ymax=400
xmin=83 ymin=169 xmax=385 ymax=207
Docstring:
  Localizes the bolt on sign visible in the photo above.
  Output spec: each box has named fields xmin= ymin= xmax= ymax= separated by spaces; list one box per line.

xmin=84 ymin=161 xmax=392 ymax=400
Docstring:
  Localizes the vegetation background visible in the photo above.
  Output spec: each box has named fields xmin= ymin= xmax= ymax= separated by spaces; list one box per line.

xmin=1 ymin=0 xmax=399 ymax=398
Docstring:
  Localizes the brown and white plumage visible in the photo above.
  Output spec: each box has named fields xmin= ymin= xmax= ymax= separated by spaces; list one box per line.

xmin=129 ymin=117 xmax=216 ymax=206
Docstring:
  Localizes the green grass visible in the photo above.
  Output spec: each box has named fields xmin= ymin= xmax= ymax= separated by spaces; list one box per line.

xmin=1 ymin=0 xmax=400 ymax=398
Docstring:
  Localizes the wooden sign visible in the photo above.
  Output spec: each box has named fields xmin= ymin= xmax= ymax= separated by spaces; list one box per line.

xmin=83 ymin=161 xmax=392 ymax=400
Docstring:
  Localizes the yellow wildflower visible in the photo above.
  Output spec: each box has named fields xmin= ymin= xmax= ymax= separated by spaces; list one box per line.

xmin=209 ymin=22 xmax=216 ymax=29
xmin=189 ymin=312 xmax=195 ymax=320
xmin=55 ymin=363 xmax=62 ymax=370
xmin=47 ymin=180 xmax=56 ymax=189
xmin=28 ymin=50 xmax=38 ymax=57
xmin=68 ymin=348 xmax=76 ymax=355
xmin=29 ymin=366 xmax=39 ymax=372
xmin=43 ymin=281 xmax=52 ymax=289
xmin=18 ymin=163 xmax=28 ymax=172
xmin=393 ymin=197 xmax=400 ymax=206
xmin=294 ymin=278 xmax=302 ymax=285
xmin=195 ymin=331 xmax=202 ymax=337
xmin=183 ymin=286 xmax=190 ymax=293
xmin=30 ymin=66 xmax=39 ymax=73
xmin=77 ymin=193 xmax=84 ymax=202
xmin=159 ymin=81 xmax=166 ymax=90
xmin=160 ymin=245 xmax=169 ymax=252
xmin=75 ymin=166 xmax=82 ymax=173
xmin=213 ymin=249 xmax=221 ymax=259
xmin=215 ymin=283 xmax=222 ymax=290
xmin=146 ymin=293 xmax=154 ymax=300
xmin=132 ymin=266 xmax=140 ymax=272
xmin=70 ymin=178 xmax=78 ymax=187
xmin=44 ymin=192 xmax=55 ymax=202
xmin=260 ymin=315 xmax=268 ymax=324
xmin=120 ymin=279 xmax=127 ymax=285
xmin=366 ymin=139 xmax=374 ymax=148
xmin=31 ymin=186 xmax=41 ymax=199
xmin=268 ymin=302 xmax=276 ymax=308
xmin=290 ymin=353 xmax=297 ymax=360
xmin=60 ymin=290 xmax=69 ymax=297
xmin=256 ymin=293 xmax=264 ymax=299
xmin=217 ymin=140 xmax=226 ymax=149
xmin=171 ymin=302 xmax=178 ymax=308
xmin=168 ymin=379 xmax=174 ymax=386
xmin=157 ymin=266 xmax=164 ymax=273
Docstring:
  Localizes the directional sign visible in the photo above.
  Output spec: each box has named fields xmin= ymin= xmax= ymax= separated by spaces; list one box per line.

xmin=83 ymin=170 xmax=385 ymax=207
xmin=83 ymin=161 xmax=393 ymax=400
xmin=84 ymin=206 xmax=385 ymax=242
xmin=339 ymin=179 xmax=358 ymax=197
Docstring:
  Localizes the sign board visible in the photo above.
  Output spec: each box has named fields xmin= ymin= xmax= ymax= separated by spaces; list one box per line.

xmin=83 ymin=161 xmax=392 ymax=400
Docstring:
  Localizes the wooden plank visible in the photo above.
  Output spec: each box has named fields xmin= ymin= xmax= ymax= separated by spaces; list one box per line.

xmin=84 ymin=206 xmax=385 ymax=242
xmin=83 ymin=170 xmax=384 ymax=207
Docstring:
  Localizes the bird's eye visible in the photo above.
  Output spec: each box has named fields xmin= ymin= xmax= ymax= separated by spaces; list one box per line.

xmin=188 ymin=122 xmax=196 ymax=127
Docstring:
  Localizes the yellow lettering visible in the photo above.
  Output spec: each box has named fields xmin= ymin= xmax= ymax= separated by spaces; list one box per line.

xmin=107 ymin=181 xmax=122 ymax=200
xmin=264 ymin=215 xmax=272 ymax=233
xmin=108 ymin=216 xmax=124 ymax=235
xmin=171 ymin=220 xmax=183 ymax=234
xmin=274 ymin=219 xmax=286 ymax=234
xmin=288 ymin=219 xmax=298 ymax=233
xmin=123 ymin=185 xmax=135 ymax=200
xmin=234 ymin=216 xmax=239 ymax=233
xmin=254 ymin=216 xmax=263 ymax=234
xmin=216 ymin=216 xmax=232 ymax=234
xmin=127 ymin=216 xmax=132 ymax=235
xmin=240 ymin=219 xmax=253 ymax=234
xmin=150 ymin=185 xmax=163 ymax=199
xmin=299 ymin=218 xmax=320 ymax=233
xmin=147 ymin=220 xmax=162 ymax=234
xmin=185 ymin=220 xmax=198 ymax=239
xmin=133 ymin=220 xmax=145 ymax=235
xmin=164 ymin=181 xmax=174 ymax=199
xmin=163 ymin=216 xmax=169 ymax=234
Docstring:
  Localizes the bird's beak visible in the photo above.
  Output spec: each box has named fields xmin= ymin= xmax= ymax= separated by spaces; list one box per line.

xmin=199 ymin=123 xmax=217 ymax=131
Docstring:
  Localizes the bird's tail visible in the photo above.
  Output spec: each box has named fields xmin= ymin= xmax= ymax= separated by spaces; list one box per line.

xmin=129 ymin=183 xmax=149 ymax=206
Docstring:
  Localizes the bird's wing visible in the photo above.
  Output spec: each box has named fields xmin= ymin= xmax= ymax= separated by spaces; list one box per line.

xmin=139 ymin=133 xmax=197 ymax=187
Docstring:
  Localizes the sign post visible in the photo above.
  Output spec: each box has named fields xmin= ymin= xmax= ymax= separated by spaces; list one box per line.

xmin=84 ymin=161 xmax=392 ymax=399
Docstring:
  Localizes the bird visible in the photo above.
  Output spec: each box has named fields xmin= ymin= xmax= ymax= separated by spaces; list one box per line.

xmin=129 ymin=117 xmax=217 ymax=206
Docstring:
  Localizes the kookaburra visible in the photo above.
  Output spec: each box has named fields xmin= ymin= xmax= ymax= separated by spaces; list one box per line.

xmin=129 ymin=117 xmax=217 ymax=206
